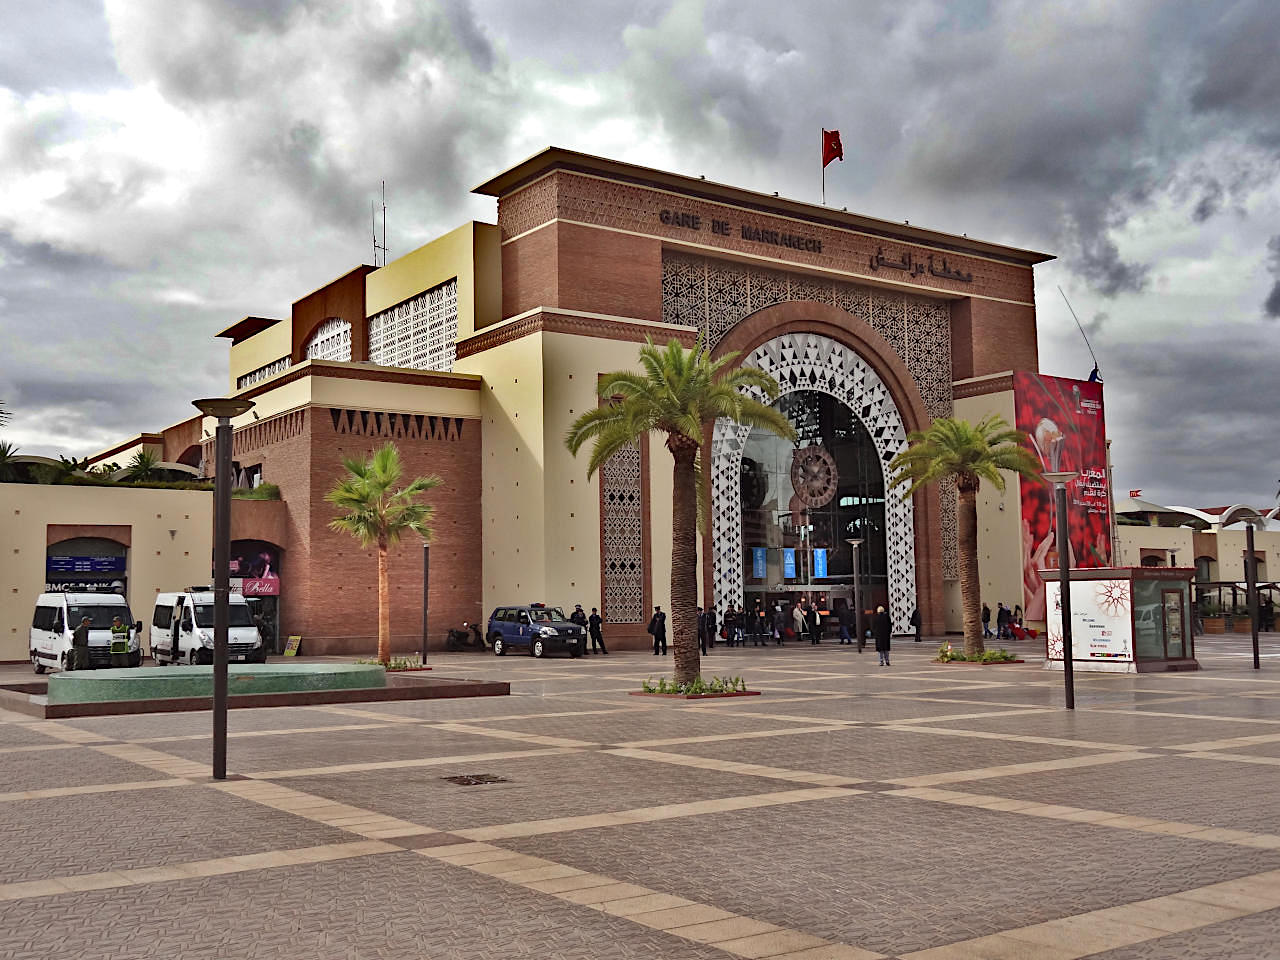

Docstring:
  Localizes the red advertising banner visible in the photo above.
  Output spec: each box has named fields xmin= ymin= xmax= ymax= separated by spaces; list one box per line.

xmin=1014 ymin=372 xmax=1110 ymax=621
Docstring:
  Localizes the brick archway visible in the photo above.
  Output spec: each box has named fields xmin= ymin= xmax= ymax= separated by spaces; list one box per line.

xmin=703 ymin=300 xmax=946 ymax=635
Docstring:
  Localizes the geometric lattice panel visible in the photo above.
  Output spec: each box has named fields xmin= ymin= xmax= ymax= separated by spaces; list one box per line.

xmin=304 ymin=317 xmax=352 ymax=362
xmin=368 ymin=277 xmax=459 ymax=372
xmin=664 ymin=251 xmax=957 ymax=580
xmin=711 ymin=332 xmax=917 ymax=634
xmin=600 ymin=441 xmax=644 ymax=623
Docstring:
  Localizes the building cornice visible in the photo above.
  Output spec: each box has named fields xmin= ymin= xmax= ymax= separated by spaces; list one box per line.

xmin=234 ymin=359 xmax=482 ymax=402
xmin=952 ymin=372 xmax=1016 ymax=399
xmin=455 ymin=309 xmax=698 ymax=360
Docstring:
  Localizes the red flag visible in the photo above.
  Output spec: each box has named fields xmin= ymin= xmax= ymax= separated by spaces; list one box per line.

xmin=822 ymin=129 xmax=843 ymax=168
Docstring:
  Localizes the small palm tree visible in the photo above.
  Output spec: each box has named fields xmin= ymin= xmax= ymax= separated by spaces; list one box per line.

xmin=326 ymin=442 xmax=440 ymax=666
xmin=567 ymin=337 xmax=795 ymax=684
xmin=888 ymin=415 xmax=1041 ymax=656
xmin=126 ymin=449 xmax=159 ymax=482
xmin=0 ymin=440 xmax=18 ymax=482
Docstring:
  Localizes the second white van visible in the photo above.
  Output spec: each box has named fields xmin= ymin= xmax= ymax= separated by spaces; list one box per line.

xmin=151 ymin=591 xmax=266 ymax=665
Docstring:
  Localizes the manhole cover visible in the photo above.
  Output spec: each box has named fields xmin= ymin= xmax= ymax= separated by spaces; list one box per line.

xmin=441 ymin=774 xmax=509 ymax=786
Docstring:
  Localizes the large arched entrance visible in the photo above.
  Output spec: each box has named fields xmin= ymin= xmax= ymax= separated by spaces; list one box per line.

xmin=711 ymin=332 xmax=916 ymax=633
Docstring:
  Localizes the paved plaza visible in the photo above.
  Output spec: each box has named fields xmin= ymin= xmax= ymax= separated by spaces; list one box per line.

xmin=1 ymin=634 xmax=1279 ymax=958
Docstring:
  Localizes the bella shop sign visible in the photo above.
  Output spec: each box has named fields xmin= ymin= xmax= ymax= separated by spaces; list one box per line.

xmin=659 ymin=209 xmax=824 ymax=253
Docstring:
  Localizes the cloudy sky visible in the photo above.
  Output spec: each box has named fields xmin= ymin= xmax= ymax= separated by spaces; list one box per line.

xmin=1 ymin=0 xmax=1277 ymax=507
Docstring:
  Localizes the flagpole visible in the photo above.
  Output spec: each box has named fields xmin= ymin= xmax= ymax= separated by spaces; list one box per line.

xmin=821 ymin=129 xmax=825 ymax=205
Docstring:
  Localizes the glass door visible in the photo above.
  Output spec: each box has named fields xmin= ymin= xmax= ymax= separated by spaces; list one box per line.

xmin=1162 ymin=590 xmax=1186 ymax=659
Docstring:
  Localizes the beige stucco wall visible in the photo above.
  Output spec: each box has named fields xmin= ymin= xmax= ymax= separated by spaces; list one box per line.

xmin=952 ymin=383 xmax=1023 ymax=631
xmin=228 ymin=321 xmax=291 ymax=393
xmin=0 ymin=484 xmax=213 ymax=661
xmin=366 ymin=221 xmax=500 ymax=342
xmin=1214 ymin=528 xmax=1274 ymax=581
xmin=455 ymin=330 xmax=549 ymax=608
xmin=1114 ymin=525 xmax=1196 ymax=567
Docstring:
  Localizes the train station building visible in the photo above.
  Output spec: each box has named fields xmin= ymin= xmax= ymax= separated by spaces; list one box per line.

xmin=53 ymin=147 xmax=1077 ymax=656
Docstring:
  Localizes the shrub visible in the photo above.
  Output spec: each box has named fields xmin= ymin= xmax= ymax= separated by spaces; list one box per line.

xmin=641 ymin=675 xmax=747 ymax=695
xmin=233 ymin=482 xmax=281 ymax=500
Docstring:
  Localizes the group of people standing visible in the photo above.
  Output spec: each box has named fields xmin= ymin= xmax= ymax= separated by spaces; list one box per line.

xmin=981 ymin=601 xmax=1023 ymax=640
xmin=569 ymin=604 xmax=609 ymax=654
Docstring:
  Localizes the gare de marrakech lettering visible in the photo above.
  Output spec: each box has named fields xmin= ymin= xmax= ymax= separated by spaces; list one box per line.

xmin=659 ymin=208 xmax=824 ymax=253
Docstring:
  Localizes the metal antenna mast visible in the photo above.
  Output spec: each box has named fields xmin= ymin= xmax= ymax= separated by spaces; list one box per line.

xmin=372 ymin=181 xmax=388 ymax=266
xmin=1058 ymin=286 xmax=1099 ymax=376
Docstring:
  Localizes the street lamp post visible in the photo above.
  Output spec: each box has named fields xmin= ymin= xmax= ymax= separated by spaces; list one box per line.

xmin=421 ymin=542 xmax=430 ymax=663
xmin=1246 ymin=520 xmax=1260 ymax=671
xmin=846 ymin=538 xmax=864 ymax=651
xmin=1044 ymin=471 xmax=1079 ymax=710
xmin=193 ymin=397 xmax=255 ymax=780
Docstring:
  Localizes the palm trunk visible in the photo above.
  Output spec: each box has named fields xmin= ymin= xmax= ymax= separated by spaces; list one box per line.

xmin=377 ymin=538 xmax=391 ymax=666
xmin=669 ymin=439 xmax=700 ymax=685
xmin=957 ymin=485 xmax=984 ymax=657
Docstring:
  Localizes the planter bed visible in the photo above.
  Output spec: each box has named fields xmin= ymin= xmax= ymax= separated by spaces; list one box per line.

xmin=935 ymin=659 xmax=1026 ymax=666
xmin=629 ymin=690 xmax=762 ymax=700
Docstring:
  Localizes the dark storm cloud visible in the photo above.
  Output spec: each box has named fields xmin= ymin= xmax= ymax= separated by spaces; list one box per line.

xmin=1266 ymin=236 xmax=1280 ymax=319
xmin=1102 ymin=328 xmax=1278 ymax=507
xmin=1190 ymin=0 xmax=1280 ymax=144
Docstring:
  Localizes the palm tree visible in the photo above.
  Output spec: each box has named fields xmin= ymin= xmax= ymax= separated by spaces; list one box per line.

xmin=326 ymin=442 xmax=441 ymax=666
xmin=888 ymin=415 xmax=1041 ymax=656
xmin=0 ymin=440 xmax=18 ymax=482
xmin=126 ymin=449 xmax=159 ymax=482
xmin=566 ymin=337 xmax=795 ymax=684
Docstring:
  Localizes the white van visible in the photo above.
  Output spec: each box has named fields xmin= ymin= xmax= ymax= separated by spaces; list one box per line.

xmin=151 ymin=591 xmax=266 ymax=665
xmin=30 ymin=593 xmax=142 ymax=673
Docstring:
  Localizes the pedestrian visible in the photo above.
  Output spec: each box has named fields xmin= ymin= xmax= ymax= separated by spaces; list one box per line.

xmin=110 ymin=615 xmax=130 ymax=668
xmin=570 ymin=604 xmax=588 ymax=628
xmin=723 ymin=604 xmax=740 ymax=647
xmin=792 ymin=601 xmax=806 ymax=644
xmin=807 ymin=602 xmax=821 ymax=645
xmin=704 ymin=604 xmax=718 ymax=650
xmin=910 ymin=607 xmax=922 ymax=643
xmin=772 ymin=604 xmax=786 ymax=645
xmin=1013 ymin=604 xmax=1023 ymax=627
xmin=70 ymin=615 xmax=92 ymax=671
xmin=1262 ymin=596 xmax=1275 ymax=632
xmin=696 ymin=606 xmax=707 ymax=655
xmin=837 ymin=602 xmax=854 ymax=644
xmin=588 ymin=607 xmax=608 ymax=655
xmin=647 ymin=605 xmax=667 ymax=655
xmin=873 ymin=605 xmax=892 ymax=667
xmin=981 ymin=603 xmax=992 ymax=639
xmin=751 ymin=600 xmax=768 ymax=646
xmin=996 ymin=603 xmax=1010 ymax=640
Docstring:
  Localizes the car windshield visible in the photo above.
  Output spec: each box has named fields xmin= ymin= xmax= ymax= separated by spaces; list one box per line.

xmin=528 ymin=607 xmax=567 ymax=623
xmin=193 ymin=604 xmax=256 ymax=628
xmin=67 ymin=605 xmax=133 ymax=629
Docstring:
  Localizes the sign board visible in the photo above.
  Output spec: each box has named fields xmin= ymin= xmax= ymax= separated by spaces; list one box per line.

xmin=1044 ymin=578 xmax=1133 ymax=663
xmin=45 ymin=579 xmax=126 ymax=593
xmin=751 ymin=547 xmax=767 ymax=580
xmin=283 ymin=635 xmax=302 ymax=657
xmin=46 ymin=556 xmax=126 ymax=573
xmin=812 ymin=549 xmax=828 ymax=579
xmin=231 ymin=577 xmax=280 ymax=597
xmin=782 ymin=548 xmax=797 ymax=579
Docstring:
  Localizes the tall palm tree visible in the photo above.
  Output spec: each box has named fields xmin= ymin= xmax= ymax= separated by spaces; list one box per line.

xmin=566 ymin=337 xmax=795 ymax=684
xmin=326 ymin=442 xmax=441 ymax=666
xmin=888 ymin=415 xmax=1041 ymax=656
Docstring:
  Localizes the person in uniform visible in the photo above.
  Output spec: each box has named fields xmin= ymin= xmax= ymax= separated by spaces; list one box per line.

xmin=110 ymin=615 xmax=130 ymax=667
xmin=647 ymin=605 xmax=667 ymax=655
xmin=70 ymin=616 xmax=92 ymax=671
xmin=588 ymin=607 xmax=607 ymax=655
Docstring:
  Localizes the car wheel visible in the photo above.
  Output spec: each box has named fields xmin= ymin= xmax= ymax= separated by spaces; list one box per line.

xmin=32 ymin=651 xmax=46 ymax=674
xmin=492 ymin=636 xmax=505 ymax=656
xmin=531 ymin=638 xmax=545 ymax=658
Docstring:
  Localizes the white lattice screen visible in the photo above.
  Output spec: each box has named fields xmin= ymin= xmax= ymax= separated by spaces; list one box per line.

xmin=367 ymin=277 xmax=459 ymax=372
xmin=304 ymin=318 xmax=352 ymax=362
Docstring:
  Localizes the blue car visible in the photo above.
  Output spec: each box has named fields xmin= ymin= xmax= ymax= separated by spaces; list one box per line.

xmin=487 ymin=603 xmax=585 ymax=658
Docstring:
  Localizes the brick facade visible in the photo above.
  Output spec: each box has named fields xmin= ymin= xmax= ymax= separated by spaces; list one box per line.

xmin=210 ymin=405 xmax=482 ymax=656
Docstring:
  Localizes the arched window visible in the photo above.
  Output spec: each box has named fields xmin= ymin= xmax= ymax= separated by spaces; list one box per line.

xmin=304 ymin=318 xmax=352 ymax=362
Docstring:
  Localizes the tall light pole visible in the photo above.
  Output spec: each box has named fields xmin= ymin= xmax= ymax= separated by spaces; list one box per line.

xmin=421 ymin=542 xmax=430 ymax=663
xmin=1044 ymin=471 xmax=1079 ymax=710
xmin=1245 ymin=519 xmax=1260 ymax=671
xmin=846 ymin=538 xmax=864 ymax=651
xmin=193 ymin=397 xmax=255 ymax=780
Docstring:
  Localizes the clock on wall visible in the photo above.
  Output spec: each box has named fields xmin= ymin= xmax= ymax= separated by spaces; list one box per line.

xmin=790 ymin=443 xmax=838 ymax=508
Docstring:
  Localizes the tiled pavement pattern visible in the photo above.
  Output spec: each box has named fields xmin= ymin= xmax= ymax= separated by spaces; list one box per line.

xmin=0 ymin=632 xmax=1278 ymax=958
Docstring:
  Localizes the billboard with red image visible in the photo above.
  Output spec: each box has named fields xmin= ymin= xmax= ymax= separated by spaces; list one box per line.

xmin=1014 ymin=372 xmax=1110 ymax=622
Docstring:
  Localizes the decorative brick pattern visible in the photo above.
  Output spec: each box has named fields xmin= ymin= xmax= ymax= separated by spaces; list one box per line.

xmin=303 ymin=317 xmax=352 ymax=362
